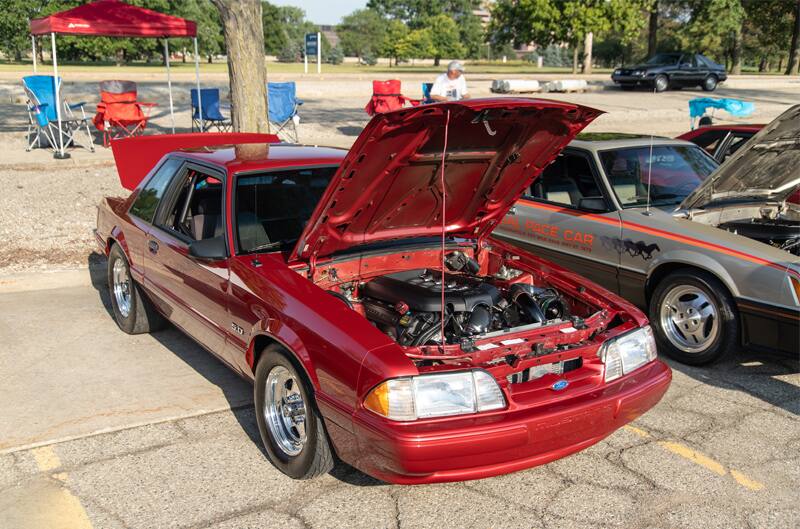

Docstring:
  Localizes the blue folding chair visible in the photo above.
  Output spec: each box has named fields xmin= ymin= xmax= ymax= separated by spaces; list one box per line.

xmin=268 ymin=82 xmax=303 ymax=142
xmin=22 ymin=75 xmax=94 ymax=152
xmin=190 ymin=88 xmax=231 ymax=132
xmin=422 ymin=82 xmax=434 ymax=104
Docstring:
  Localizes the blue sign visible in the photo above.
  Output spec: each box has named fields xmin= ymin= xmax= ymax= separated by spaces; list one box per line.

xmin=305 ymin=33 xmax=318 ymax=57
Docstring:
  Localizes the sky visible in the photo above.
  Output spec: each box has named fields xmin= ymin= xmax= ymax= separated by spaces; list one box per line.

xmin=270 ymin=0 xmax=368 ymax=26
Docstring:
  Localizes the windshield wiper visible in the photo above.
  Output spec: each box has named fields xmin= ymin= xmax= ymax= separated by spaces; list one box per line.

xmin=245 ymin=238 xmax=297 ymax=254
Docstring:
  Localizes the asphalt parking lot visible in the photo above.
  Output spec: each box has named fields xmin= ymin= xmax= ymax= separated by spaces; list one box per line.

xmin=0 ymin=266 xmax=798 ymax=529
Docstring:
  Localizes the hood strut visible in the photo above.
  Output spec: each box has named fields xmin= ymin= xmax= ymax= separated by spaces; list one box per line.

xmin=439 ymin=109 xmax=451 ymax=349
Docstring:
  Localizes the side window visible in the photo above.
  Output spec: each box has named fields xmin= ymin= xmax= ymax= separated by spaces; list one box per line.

xmin=690 ymin=55 xmax=699 ymax=67
xmin=690 ymin=130 xmax=729 ymax=155
xmin=725 ymin=133 xmax=752 ymax=159
xmin=159 ymin=168 xmax=224 ymax=242
xmin=129 ymin=158 xmax=183 ymax=223
xmin=528 ymin=153 xmax=607 ymax=211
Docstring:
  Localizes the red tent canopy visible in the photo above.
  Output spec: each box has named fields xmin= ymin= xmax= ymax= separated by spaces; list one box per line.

xmin=30 ymin=0 xmax=196 ymax=38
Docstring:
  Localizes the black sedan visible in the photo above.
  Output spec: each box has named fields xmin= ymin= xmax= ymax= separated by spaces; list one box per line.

xmin=612 ymin=52 xmax=727 ymax=93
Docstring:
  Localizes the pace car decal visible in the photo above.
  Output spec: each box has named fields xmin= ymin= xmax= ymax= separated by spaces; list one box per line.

xmin=515 ymin=199 xmax=790 ymax=273
xmin=500 ymin=215 xmax=595 ymax=253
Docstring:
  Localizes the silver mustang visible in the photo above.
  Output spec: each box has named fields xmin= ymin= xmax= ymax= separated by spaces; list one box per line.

xmin=495 ymin=106 xmax=800 ymax=364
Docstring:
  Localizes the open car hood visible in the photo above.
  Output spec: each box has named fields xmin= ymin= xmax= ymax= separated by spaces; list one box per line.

xmin=681 ymin=105 xmax=800 ymax=210
xmin=292 ymin=99 xmax=601 ymax=261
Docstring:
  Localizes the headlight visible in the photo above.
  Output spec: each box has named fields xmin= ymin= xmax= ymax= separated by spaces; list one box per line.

xmin=632 ymin=70 xmax=644 ymax=76
xmin=613 ymin=69 xmax=621 ymax=75
xmin=598 ymin=326 xmax=657 ymax=382
xmin=363 ymin=370 xmax=506 ymax=421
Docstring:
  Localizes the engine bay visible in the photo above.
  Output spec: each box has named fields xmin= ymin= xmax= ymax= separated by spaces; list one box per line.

xmin=316 ymin=247 xmax=621 ymax=362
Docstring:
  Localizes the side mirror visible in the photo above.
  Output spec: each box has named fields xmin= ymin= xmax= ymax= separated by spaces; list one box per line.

xmin=578 ymin=197 xmax=607 ymax=212
xmin=188 ymin=235 xmax=227 ymax=260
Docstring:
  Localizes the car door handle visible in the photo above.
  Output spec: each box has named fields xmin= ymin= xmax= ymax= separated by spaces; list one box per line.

xmin=148 ymin=240 xmax=159 ymax=254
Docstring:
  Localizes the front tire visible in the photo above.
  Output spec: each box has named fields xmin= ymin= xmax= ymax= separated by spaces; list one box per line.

xmin=254 ymin=345 xmax=335 ymax=479
xmin=654 ymin=74 xmax=669 ymax=92
xmin=649 ymin=269 xmax=738 ymax=365
xmin=107 ymin=243 xmax=165 ymax=334
xmin=702 ymin=75 xmax=718 ymax=92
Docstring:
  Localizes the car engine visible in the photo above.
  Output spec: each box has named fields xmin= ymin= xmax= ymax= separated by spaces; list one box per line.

xmin=359 ymin=253 xmax=570 ymax=346
xmin=719 ymin=217 xmax=800 ymax=255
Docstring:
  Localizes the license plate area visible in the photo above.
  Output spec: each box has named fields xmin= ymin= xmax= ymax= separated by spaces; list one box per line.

xmin=506 ymin=357 xmax=582 ymax=384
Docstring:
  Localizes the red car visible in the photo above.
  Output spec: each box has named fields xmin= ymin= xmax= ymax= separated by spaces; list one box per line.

xmin=677 ymin=124 xmax=764 ymax=163
xmin=95 ymin=99 xmax=671 ymax=484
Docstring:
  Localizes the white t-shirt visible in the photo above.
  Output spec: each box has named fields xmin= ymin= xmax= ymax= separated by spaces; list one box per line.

xmin=431 ymin=72 xmax=468 ymax=100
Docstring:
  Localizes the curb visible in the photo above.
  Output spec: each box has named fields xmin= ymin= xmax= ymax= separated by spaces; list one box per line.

xmin=0 ymin=266 xmax=105 ymax=293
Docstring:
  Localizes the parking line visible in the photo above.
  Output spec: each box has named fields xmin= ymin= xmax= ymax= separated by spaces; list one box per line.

xmin=29 ymin=446 xmax=94 ymax=529
xmin=622 ymin=425 xmax=765 ymax=491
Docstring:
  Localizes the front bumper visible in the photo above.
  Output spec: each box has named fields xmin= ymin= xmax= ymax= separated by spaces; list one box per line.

xmin=612 ymin=75 xmax=650 ymax=85
xmin=349 ymin=360 xmax=671 ymax=484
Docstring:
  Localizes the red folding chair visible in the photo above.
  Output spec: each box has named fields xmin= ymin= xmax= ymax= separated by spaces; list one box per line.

xmin=93 ymin=80 xmax=156 ymax=147
xmin=364 ymin=80 xmax=419 ymax=116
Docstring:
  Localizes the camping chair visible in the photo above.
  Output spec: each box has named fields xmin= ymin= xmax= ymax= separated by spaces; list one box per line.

xmin=422 ymin=82 xmax=434 ymax=104
xmin=190 ymin=88 xmax=231 ymax=132
xmin=93 ymin=80 xmax=156 ymax=147
xmin=267 ymin=82 xmax=303 ymax=142
xmin=364 ymin=80 xmax=419 ymax=116
xmin=22 ymin=75 xmax=94 ymax=153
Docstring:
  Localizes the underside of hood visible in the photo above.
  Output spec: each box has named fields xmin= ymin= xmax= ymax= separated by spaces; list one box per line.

xmin=292 ymin=99 xmax=601 ymax=261
xmin=681 ymin=104 xmax=800 ymax=210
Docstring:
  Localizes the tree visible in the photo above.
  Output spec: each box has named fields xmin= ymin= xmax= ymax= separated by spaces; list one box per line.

xmin=425 ymin=13 xmax=466 ymax=65
xmin=647 ymin=0 xmax=658 ymax=58
xmin=337 ymin=9 xmax=386 ymax=60
xmin=397 ymin=28 xmax=434 ymax=61
xmin=381 ymin=19 xmax=410 ymax=66
xmin=211 ymin=0 xmax=268 ymax=132
xmin=788 ymin=0 xmax=800 ymax=75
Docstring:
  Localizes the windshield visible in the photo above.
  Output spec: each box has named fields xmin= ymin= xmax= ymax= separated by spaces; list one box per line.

xmin=645 ymin=53 xmax=682 ymax=65
xmin=599 ymin=145 xmax=718 ymax=208
xmin=235 ymin=166 xmax=337 ymax=254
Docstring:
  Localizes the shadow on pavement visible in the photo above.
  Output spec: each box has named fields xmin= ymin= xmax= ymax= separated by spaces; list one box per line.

xmin=86 ymin=251 xmax=376 ymax=485
xmin=667 ymin=347 xmax=799 ymax=416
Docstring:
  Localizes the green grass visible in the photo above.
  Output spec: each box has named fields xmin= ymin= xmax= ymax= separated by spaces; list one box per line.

xmin=0 ymin=59 xmax=613 ymax=75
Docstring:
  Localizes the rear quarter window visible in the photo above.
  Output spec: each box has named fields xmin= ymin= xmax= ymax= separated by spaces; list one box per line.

xmin=129 ymin=158 xmax=183 ymax=223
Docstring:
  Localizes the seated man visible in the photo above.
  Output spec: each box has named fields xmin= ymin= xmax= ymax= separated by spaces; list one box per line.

xmin=430 ymin=61 xmax=470 ymax=102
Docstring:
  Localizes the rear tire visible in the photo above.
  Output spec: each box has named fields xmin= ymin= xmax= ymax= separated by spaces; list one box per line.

xmin=649 ymin=269 xmax=738 ymax=365
xmin=107 ymin=243 xmax=165 ymax=334
xmin=254 ymin=345 xmax=335 ymax=479
xmin=702 ymin=75 xmax=718 ymax=92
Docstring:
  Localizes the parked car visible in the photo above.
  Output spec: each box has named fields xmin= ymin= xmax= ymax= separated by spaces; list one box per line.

xmin=495 ymin=114 xmax=800 ymax=366
xmin=95 ymin=100 xmax=671 ymax=484
xmin=677 ymin=124 xmax=764 ymax=163
xmin=612 ymin=52 xmax=727 ymax=92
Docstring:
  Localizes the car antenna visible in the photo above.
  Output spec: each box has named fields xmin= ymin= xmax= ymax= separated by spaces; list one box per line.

xmin=645 ymin=85 xmax=656 ymax=216
xmin=440 ymin=108 xmax=451 ymax=350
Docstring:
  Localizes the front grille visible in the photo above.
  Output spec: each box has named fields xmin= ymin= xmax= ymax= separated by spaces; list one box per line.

xmin=507 ymin=357 xmax=582 ymax=384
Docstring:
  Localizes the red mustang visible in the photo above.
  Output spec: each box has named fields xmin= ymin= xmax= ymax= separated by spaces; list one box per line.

xmin=95 ymin=99 xmax=671 ymax=484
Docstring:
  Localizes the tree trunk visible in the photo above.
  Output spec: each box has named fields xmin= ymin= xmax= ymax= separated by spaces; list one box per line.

xmin=731 ymin=26 xmax=742 ymax=75
xmin=787 ymin=0 xmax=800 ymax=75
xmin=212 ymin=0 xmax=269 ymax=132
xmin=434 ymin=56 xmax=440 ymax=66
xmin=647 ymin=1 xmax=658 ymax=58
xmin=778 ymin=56 xmax=784 ymax=71
xmin=572 ymin=46 xmax=578 ymax=74
xmin=582 ymin=32 xmax=593 ymax=75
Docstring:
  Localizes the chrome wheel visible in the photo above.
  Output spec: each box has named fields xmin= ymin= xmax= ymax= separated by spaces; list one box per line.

xmin=704 ymin=76 xmax=717 ymax=91
xmin=264 ymin=366 xmax=307 ymax=456
xmin=659 ymin=285 xmax=719 ymax=353
xmin=655 ymin=75 xmax=668 ymax=92
xmin=112 ymin=259 xmax=132 ymax=318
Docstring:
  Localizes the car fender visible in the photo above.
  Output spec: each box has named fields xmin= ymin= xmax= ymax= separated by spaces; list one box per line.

xmin=245 ymin=322 xmax=319 ymax=388
xmin=647 ymin=248 xmax=740 ymax=298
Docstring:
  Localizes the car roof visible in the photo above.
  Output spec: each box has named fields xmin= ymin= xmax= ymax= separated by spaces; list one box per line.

xmin=174 ymin=143 xmax=348 ymax=172
xmin=569 ymin=133 xmax=697 ymax=151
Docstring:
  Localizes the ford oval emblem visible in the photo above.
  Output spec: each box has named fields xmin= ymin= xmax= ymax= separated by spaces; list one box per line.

xmin=552 ymin=379 xmax=569 ymax=391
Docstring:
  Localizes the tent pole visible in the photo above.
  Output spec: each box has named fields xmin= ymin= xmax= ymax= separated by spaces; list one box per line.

xmin=51 ymin=32 xmax=68 ymax=159
xmin=193 ymin=37 xmax=203 ymax=132
xmin=164 ymin=38 xmax=175 ymax=133
xmin=31 ymin=35 xmax=37 ymax=73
